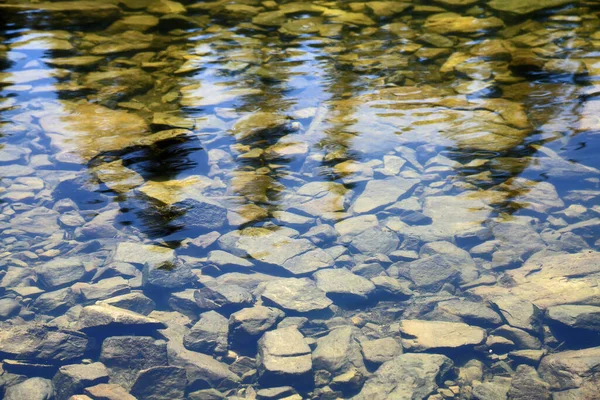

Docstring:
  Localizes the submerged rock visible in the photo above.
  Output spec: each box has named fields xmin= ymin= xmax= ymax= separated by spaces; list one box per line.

xmin=168 ymin=341 xmax=239 ymax=390
xmin=470 ymin=251 xmax=600 ymax=309
xmin=0 ymin=323 xmax=88 ymax=363
xmin=257 ymin=327 xmax=312 ymax=387
xmin=489 ymin=296 xmax=542 ymax=333
xmin=78 ymin=303 xmax=166 ymax=334
xmin=538 ymin=346 xmax=600 ymax=391
xmin=361 ymin=337 xmax=403 ymax=366
xmin=508 ymin=365 xmax=551 ymax=400
xmin=399 ymin=320 xmax=486 ymax=351
xmin=229 ymin=306 xmax=285 ymax=346
xmin=261 ymin=278 xmax=332 ymax=313
xmin=100 ymin=336 xmax=168 ymax=390
xmin=313 ymin=268 xmax=376 ymax=304
xmin=546 ymin=305 xmax=600 ymax=331
xmin=113 ymin=242 xmax=175 ymax=266
xmin=424 ymin=13 xmax=504 ymax=34
xmin=4 ymin=378 xmax=55 ymax=400
xmin=143 ymin=258 xmax=196 ymax=291
xmin=312 ymin=326 xmax=367 ymax=389
xmin=354 ymin=353 xmax=453 ymax=399
xmin=36 ymin=257 xmax=86 ymax=290
xmin=183 ymin=311 xmax=229 ymax=354
xmin=84 ymin=383 xmax=135 ymax=400
xmin=194 ymin=284 xmax=253 ymax=311
xmin=397 ymin=255 xmax=461 ymax=292
xmin=352 ymin=177 xmax=419 ymax=214
xmin=0 ymin=2 xmax=121 ymax=27
xmin=228 ymin=228 xmax=334 ymax=275
xmin=488 ymin=0 xmax=578 ymax=15
xmin=130 ymin=366 xmax=187 ymax=400
xmin=53 ymin=362 xmax=109 ymax=400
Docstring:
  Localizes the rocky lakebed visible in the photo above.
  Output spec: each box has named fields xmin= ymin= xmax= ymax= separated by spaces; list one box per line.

xmin=1 ymin=0 xmax=600 ymax=399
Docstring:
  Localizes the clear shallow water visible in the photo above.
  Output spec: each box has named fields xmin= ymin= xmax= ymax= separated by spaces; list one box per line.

xmin=1 ymin=0 xmax=600 ymax=399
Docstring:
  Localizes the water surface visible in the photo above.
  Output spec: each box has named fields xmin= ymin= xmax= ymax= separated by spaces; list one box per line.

xmin=1 ymin=0 xmax=600 ymax=399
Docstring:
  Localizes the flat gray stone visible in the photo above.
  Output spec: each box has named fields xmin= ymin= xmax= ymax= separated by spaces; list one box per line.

xmin=113 ymin=242 xmax=175 ymax=266
xmin=229 ymin=306 xmax=285 ymax=345
xmin=233 ymin=228 xmax=334 ymax=275
xmin=261 ymin=278 xmax=332 ymax=313
xmin=36 ymin=257 xmax=86 ymax=290
xmin=53 ymin=362 xmax=109 ymax=400
xmin=398 ymin=255 xmax=461 ymax=292
xmin=546 ymin=305 xmax=600 ymax=331
xmin=257 ymin=327 xmax=312 ymax=387
xmin=5 ymin=378 xmax=54 ymax=400
xmin=538 ymin=346 xmax=600 ymax=391
xmin=312 ymin=326 xmax=367 ymax=388
xmin=313 ymin=268 xmax=376 ymax=303
xmin=361 ymin=338 xmax=403 ymax=365
xmin=490 ymin=296 xmax=542 ymax=333
xmin=78 ymin=303 xmax=166 ymax=334
xmin=354 ymin=353 xmax=453 ymax=400
xmin=352 ymin=177 xmax=419 ymax=214
xmin=130 ymin=366 xmax=187 ymax=400
xmin=100 ymin=336 xmax=168 ymax=390
xmin=488 ymin=0 xmax=577 ymax=15
xmin=184 ymin=311 xmax=229 ymax=354
xmin=0 ymin=323 xmax=88 ymax=363
xmin=350 ymin=227 xmax=400 ymax=256
xmin=399 ymin=320 xmax=486 ymax=351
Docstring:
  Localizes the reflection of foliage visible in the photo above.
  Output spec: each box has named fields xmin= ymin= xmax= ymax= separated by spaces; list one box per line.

xmin=157 ymin=261 xmax=176 ymax=271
